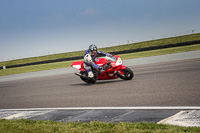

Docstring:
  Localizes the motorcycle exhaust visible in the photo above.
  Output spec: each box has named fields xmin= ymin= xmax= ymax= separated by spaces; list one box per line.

xmin=75 ymin=72 xmax=82 ymax=77
xmin=75 ymin=72 xmax=87 ymax=79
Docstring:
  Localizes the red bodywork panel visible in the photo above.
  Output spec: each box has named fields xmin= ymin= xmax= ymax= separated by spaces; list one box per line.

xmin=71 ymin=61 xmax=85 ymax=71
xmin=95 ymin=58 xmax=107 ymax=66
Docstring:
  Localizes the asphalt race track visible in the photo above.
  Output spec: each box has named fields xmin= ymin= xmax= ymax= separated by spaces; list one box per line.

xmin=0 ymin=57 xmax=200 ymax=109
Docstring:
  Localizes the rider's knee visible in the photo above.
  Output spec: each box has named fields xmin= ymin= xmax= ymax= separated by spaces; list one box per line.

xmin=88 ymin=71 xmax=94 ymax=78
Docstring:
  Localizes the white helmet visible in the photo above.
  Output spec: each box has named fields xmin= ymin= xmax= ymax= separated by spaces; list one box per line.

xmin=84 ymin=54 xmax=93 ymax=65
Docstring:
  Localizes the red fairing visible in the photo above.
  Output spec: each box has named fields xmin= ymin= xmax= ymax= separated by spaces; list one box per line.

xmin=120 ymin=65 xmax=126 ymax=70
xmin=71 ymin=61 xmax=83 ymax=66
xmin=98 ymin=71 xmax=118 ymax=80
xmin=95 ymin=58 xmax=107 ymax=67
xmin=71 ymin=61 xmax=85 ymax=71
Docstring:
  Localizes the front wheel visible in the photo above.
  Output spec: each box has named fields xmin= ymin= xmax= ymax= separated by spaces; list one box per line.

xmin=117 ymin=67 xmax=134 ymax=80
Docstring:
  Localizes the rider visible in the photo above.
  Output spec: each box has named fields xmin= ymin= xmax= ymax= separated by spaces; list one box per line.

xmin=83 ymin=44 xmax=110 ymax=78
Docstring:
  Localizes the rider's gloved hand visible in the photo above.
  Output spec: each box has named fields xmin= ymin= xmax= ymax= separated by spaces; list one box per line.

xmin=97 ymin=66 xmax=103 ymax=70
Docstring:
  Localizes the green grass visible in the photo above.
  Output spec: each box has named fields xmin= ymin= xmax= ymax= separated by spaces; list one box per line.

xmin=0 ymin=44 xmax=200 ymax=76
xmin=0 ymin=119 xmax=200 ymax=133
xmin=0 ymin=51 xmax=85 ymax=67
xmin=100 ymin=33 xmax=200 ymax=53
xmin=0 ymin=60 xmax=80 ymax=76
xmin=119 ymin=43 xmax=200 ymax=60
xmin=1 ymin=33 xmax=200 ymax=67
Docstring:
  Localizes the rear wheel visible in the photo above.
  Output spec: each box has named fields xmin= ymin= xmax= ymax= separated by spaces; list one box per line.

xmin=80 ymin=71 xmax=98 ymax=84
xmin=117 ymin=67 xmax=134 ymax=80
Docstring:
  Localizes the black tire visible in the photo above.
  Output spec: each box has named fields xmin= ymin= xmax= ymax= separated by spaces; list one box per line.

xmin=117 ymin=67 xmax=134 ymax=80
xmin=80 ymin=71 xmax=98 ymax=84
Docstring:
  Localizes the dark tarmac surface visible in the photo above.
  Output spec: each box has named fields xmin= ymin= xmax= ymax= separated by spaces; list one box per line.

xmin=0 ymin=109 xmax=180 ymax=123
xmin=0 ymin=58 xmax=200 ymax=109
xmin=31 ymin=110 xmax=181 ymax=123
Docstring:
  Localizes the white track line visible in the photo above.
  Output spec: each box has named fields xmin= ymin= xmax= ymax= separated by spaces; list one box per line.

xmin=3 ymin=110 xmax=53 ymax=120
xmin=1 ymin=106 xmax=200 ymax=111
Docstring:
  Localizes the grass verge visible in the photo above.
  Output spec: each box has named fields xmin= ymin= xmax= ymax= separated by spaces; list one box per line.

xmin=1 ymin=33 xmax=200 ymax=67
xmin=0 ymin=119 xmax=200 ymax=133
xmin=0 ymin=44 xmax=200 ymax=76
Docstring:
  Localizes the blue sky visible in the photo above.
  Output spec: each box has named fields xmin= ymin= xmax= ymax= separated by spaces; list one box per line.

xmin=0 ymin=0 xmax=200 ymax=61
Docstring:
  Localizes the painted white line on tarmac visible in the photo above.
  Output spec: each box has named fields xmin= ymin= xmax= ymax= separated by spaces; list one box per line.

xmin=3 ymin=110 xmax=54 ymax=120
xmin=1 ymin=106 xmax=200 ymax=111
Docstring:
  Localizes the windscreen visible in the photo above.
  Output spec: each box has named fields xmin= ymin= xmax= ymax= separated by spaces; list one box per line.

xmin=105 ymin=55 xmax=117 ymax=62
